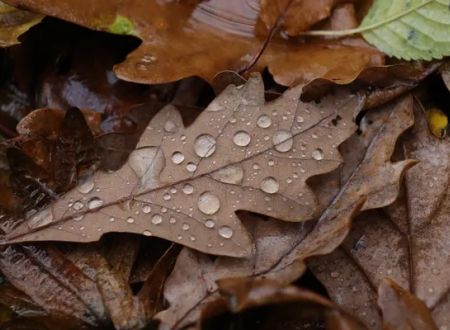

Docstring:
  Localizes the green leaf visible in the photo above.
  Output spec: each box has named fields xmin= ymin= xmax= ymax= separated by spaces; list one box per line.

xmin=302 ymin=0 xmax=450 ymax=61
xmin=360 ymin=0 xmax=450 ymax=60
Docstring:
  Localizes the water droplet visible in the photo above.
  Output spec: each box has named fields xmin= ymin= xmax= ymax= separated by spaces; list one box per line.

xmin=253 ymin=163 xmax=260 ymax=170
xmin=257 ymin=115 xmax=272 ymax=128
xmin=432 ymin=268 xmax=440 ymax=275
xmin=77 ymin=179 xmax=94 ymax=194
xmin=169 ymin=217 xmax=177 ymax=224
xmin=194 ymin=134 xmax=217 ymax=158
xmin=73 ymin=201 xmax=84 ymax=210
xmin=163 ymin=193 xmax=171 ymax=201
xmin=205 ymin=219 xmax=215 ymax=228
xmin=218 ymin=226 xmax=233 ymax=239
xmin=109 ymin=217 xmax=115 ymax=222
xmin=268 ymin=160 xmax=275 ymax=166
xmin=312 ymin=148 xmax=324 ymax=160
xmin=182 ymin=183 xmax=194 ymax=195
xmin=211 ymin=164 xmax=244 ymax=184
xmin=260 ymin=177 xmax=279 ymax=194
xmin=182 ymin=223 xmax=190 ymax=231
xmin=151 ymin=214 xmax=162 ymax=225
xmin=141 ymin=54 xmax=157 ymax=64
xmin=29 ymin=209 xmax=53 ymax=228
xmin=186 ymin=162 xmax=197 ymax=172
xmin=330 ymin=271 xmax=340 ymax=278
xmin=233 ymin=131 xmax=251 ymax=147
xmin=171 ymin=152 xmax=185 ymax=164
xmin=142 ymin=205 xmax=152 ymax=214
xmin=143 ymin=230 xmax=152 ymax=236
xmin=87 ymin=197 xmax=103 ymax=209
xmin=296 ymin=116 xmax=304 ymax=123
xmin=127 ymin=217 xmax=135 ymax=224
xmin=198 ymin=192 xmax=221 ymax=215
xmin=273 ymin=130 xmax=293 ymax=152
xmin=164 ymin=120 xmax=177 ymax=133
xmin=170 ymin=187 xmax=177 ymax=194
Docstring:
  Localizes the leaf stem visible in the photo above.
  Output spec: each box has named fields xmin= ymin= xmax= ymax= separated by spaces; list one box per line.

xmin=300 ymin=0 xmax=433 ymax=37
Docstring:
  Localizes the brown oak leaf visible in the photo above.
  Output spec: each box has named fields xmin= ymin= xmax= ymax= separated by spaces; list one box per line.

xmin=309 ymin=103 xmax=450 ymax=328
xmin=3 ymin=74 xmax=363 ymax=258
xmin=3 ymin=0 xmax=383 ymax=85
xmin=155 ymin=96 xmax=415 ymax=329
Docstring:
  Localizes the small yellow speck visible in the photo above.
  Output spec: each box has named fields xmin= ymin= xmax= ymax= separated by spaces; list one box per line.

xmin=427 ymin=108 xmax=448 ymax=139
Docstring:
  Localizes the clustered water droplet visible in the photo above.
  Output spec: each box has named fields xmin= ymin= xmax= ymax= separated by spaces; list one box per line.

xmin=273 ymin=130 xmax=293 ymax=152
xmin=87 ymin=197 xmax=103 ymax=209
xmin=182 ymin=183 xmax=194 ymax=195
xmin=194 ymin=134 xmax=217 ymax=158
xmin=233 ymin=131 xmax=251 ymax=147
xmin=312 ymin=148 xmax=324 ymax=160
xmin=142 ymin=205 xmax=152 ymax=214
xmin=218 ymin=226 xmax=233 ymax=239
xmin=151 ymin=214 xmax=162 ymax=225
xmin=256 ymin=115 xmax=272 ymax=128
xmin=260 ymin=177 xmax=279 ymax=194
xmin=197 ymin=192 xmax=221 ymax=215
xmin=171 ymin=151 xmax=185 ymax=164
xmin=205 ymin=219 xmax=215 ymax=228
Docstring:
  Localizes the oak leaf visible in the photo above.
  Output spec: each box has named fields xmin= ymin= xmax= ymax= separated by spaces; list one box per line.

xmin=3 ymin=74 xmax=363 ymax=258
xmin=308 ymin=103 xmax=450 ymax=328
xmin=155 ymin=96 xmax=415 ymax=328
xmin=3 ymin=0 xmax=383 ymax=85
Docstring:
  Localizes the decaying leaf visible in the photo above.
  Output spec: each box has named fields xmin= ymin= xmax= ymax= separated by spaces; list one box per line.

xmin=155 ymin=95 xmax=415 ymax=328
xmin=3 ymin=0 xmax=383 ymax=85
xmin=0 ymin=1 xmax=42 ymax=47
xmin=2 ymin=74 xmax=363 ymax=257
xmin=200 ymin=278 xmax=367 ymax=330
xmin=309 ymin=103 xmax=450 ymax=328
xmin=378 ymin=278 xmax=438 ymax=330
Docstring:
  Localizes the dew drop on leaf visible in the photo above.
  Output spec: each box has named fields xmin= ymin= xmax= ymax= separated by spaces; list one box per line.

xmin=211 ymin=164 xmax=244 ymax=184
xmin=218 ymin=226 xmax=233 ymax=239
xmin=194 ymin=134 xmax=217 ymax=158
xmin=205 ymin=219 xmax=215 ymax=228
xmin=171 ymin=152 xmax=185 ymax=164
xmin=142 ymin=205 xmax=152 ymax=214
xmin=182 ymin=183 xmax=194 ymax=195
xmin=143 ymin=230 xmax=152 ymax=236
xmin=312 ymin=148 xmax=324 ymax=160
xmin=151 ymin=214 xmax=162 ymax=225
xmin=260 ymin=177 xmax=280 ymax=194
xmin=127 ymin=217 xmax=135 ymax=224
xmin=182 ymin=223 xmax=190 ymax=231
xmin=87 ymin=197 xmax=103 ymax=209
xmin=186 ymin=162 xmax=197 ymax=172
xmin=233 ymin=131 xmax=251 ymax=147
xmin=296 ymin=116 xmax=304 ymax=123
xmin=198 ymin=192 xmax=221 ymax=215
xmin=72 ymin=201 xmax=84 ymax=210
xmin=257 ymin=114 xmax=272 ymax=128
xmin=273 ymin=130 xmax=293 ymax=152
xmin=77 ymin=179 xmax=94 ymax=194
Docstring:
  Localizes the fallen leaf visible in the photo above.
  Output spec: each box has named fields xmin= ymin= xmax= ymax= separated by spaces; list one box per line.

xmin=308 ymin=102 xmax=450 ymax=328
xmin=301 ymin=61 xmax=441 ymax=109
xmin=3 ymin=74 xmax=363 ymax=257
xmin=200 ymin=278 xmax=367 ymax=330
xmin=378 ymin=278 xmax=438 ymax=330
xmin=155 ymin=95 xmax=414 ymax=328
xmin=259 ymin=0 xmax=341 ymax=35
xmin=359 ymin=0 xmax=450 ymax=61
xmin=3 ymin=0 xmax=384 ymax=85
xmin=0 ymin=1 xmax=42 ymax=47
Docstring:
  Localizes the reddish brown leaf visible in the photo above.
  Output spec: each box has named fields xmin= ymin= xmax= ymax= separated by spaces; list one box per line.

xmin=3 ymin=0 xmax=383 ymax=86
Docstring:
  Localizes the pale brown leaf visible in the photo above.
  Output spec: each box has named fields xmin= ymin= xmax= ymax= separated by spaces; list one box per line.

xmin=3 ymin=74 xmax=363 ymax=258
xmin=155 ymin=95 xmax=414 ymax=329
xmin=309 ymin=102 xmax=450 ymax=328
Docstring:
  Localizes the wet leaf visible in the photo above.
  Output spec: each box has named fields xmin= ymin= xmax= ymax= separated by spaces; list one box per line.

xmin=359 ymin=0 xmax=450 ymax=61
xmin=308 ymin=103 xmax=450 ymax=328
xmin=200 ymin=278 xmax=367 ymax=330
xmin=3 ymin=0 xmax=383 ymax=85
xmin=3 ymin=74 xmax=363 ymax=257
xmin=0 ymin=1 xmax=42 ymax=47
xmin=155 ymin=96 xmax=414 ymax=328
xmin=378 ymin=278 xmax=438 ymax=330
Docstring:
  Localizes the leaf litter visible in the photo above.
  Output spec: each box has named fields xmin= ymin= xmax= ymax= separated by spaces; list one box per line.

xmin=0 ymin=1 xmax=448 ymax=329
